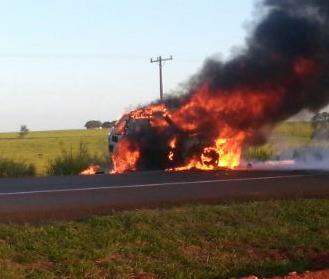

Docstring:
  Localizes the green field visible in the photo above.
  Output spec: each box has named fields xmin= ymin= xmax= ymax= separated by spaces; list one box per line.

xmin=244 ymin=122 xmax=315 ymax=162
xmin=0 ymin=200 xmax=328 ymax=278
xmin=273 ymin=121 xmax=313 ymax=138
xmin=0 ymin=129 xmax=109 ymax=175
xmin=0 ymin=122 xmax=324 ymax=176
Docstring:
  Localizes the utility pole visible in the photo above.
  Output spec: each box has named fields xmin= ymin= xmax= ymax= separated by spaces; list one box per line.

xmin=150 ymin=55 xmax=173 ymax=100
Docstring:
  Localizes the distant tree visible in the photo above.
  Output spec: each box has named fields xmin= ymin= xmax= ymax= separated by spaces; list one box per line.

xmin=84 ymin=120 xmax=102 ymax=130
xmin=312 ymin=112 xmax=329 ymax=123
xmin=102 ymin=121 xmax=116 ymax=129
xmin=19 ymin=125 xmax=29 ymax=138
xmin=311 ymin=112 xmax=329 ymax=140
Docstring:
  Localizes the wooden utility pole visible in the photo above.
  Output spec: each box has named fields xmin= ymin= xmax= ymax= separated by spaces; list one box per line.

xmin=150 ymin=55 xmax=173 ymax=100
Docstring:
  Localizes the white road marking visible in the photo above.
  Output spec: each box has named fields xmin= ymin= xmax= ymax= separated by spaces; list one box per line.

xmin=0 ymin=174 xmax=316 ymax=197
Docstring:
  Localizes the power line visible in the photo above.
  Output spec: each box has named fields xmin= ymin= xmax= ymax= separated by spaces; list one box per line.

xmin=0 ymin=54 xmax=149 ymax=60
xmin=150 ymin=55 xmax=173 ymax=100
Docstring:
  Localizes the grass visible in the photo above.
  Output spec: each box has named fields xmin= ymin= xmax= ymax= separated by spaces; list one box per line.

xmin=245 ymin=122 xmax=317 ymax=161
xmin=244 ymin=145 xmax=274 ymax=161
xmin=0 ymin=200 xmax=328 ymax=278
xmin=0 ymin=129 xmax=109 ymax=175
xmin=47 ymin=143 xmax=108 ymax=176
xmin=273 ymin=121 xmax=313 ymax=138
xmin=0 ymin=158 xmax=35 ymax=178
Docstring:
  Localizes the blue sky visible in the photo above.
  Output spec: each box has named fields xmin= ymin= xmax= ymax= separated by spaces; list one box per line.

xmin=0 ymin=0 xmax=256 ymax=132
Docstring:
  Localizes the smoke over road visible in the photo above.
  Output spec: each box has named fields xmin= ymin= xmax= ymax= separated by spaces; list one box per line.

xmin=112 ymin=0 xmax=329 ymax=173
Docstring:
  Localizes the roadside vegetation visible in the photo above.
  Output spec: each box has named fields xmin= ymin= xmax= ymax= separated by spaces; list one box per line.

xmin=0 ymin=129 xmax=108 ymax=175
xmin=0 ymin=122 xmax=322 ymax=176
xmin=244 ymin=145 xmax=274 ymax=161
xmin=0 ymin=200 xmax=328 ymax=278
xmin=47 ymin=143 xmax=108 ymax=176
xmin=273 ymin=121 xmax=313 ymax=138
xmin=0 ymin=157 xmax=35 ymax=178
xmin=244 ymin=121 xmax=322 ymax=162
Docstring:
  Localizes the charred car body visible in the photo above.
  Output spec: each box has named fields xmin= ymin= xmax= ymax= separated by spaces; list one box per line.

xmin=108 ymin=105 xmax=209 ymax=172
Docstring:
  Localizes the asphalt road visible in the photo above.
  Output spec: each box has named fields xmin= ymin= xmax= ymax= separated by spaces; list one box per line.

xmin=0 ymin=169 xmax=328 ymax=222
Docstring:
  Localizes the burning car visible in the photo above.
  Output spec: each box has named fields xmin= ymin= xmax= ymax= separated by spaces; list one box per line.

xmin=109 ymin=100 xmax=249 ymax=174
xmin=108 ymin=105 xmax=170 ymax=154
xmin=108 ymin=117 xmax=126 ymax=154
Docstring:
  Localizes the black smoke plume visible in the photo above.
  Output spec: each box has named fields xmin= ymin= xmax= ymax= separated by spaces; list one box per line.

xmin=196 ymin=0 xmax=329 ymax=115
xmin=114 ymin=0 xmax=329 ymax=172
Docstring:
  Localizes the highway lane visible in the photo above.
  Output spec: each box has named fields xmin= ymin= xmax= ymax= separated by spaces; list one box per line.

xmin=0 ymin=170 xmax=328 ymax=222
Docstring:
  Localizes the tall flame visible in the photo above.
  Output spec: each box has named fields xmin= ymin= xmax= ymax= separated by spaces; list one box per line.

xmin=111 ymin=83 xmax=283 ymax=173
xmin=112 ymin=138 xmax=140 ymax=174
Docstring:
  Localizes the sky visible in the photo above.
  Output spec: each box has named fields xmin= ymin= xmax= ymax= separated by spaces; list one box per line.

xmin=0 ymin=0 xmax=259 ymax=132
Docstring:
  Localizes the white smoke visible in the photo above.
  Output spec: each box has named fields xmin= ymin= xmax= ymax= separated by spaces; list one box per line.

xmin=245 ymin=147 xmax=329 ymax=170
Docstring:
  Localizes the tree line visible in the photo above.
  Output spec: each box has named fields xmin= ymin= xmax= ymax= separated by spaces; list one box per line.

xmin=84 ymin=120 xmax=116 ymax=130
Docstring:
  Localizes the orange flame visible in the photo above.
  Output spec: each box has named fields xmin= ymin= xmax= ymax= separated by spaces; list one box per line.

xmin=112 ymin=83 xmax=283 ymax=173
xmin=169 ymin=137 xmax=177 ymax=149
xmin=131 ymin=104 xmax=170 ymax=130
xmin=112 ymin=138 xmax=140 ymax=174
xmin=170 ymin=132 xmax=246 ymax=171
xmin=80 ymin=164 xmax=101 ymax=175
xmin=167 ymin=85 xmax=282 ymax=171
xmin=168 ymin=151 xmax=174 ymax=161
xmin=294 ymin=58 xmax=316 ymax=76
